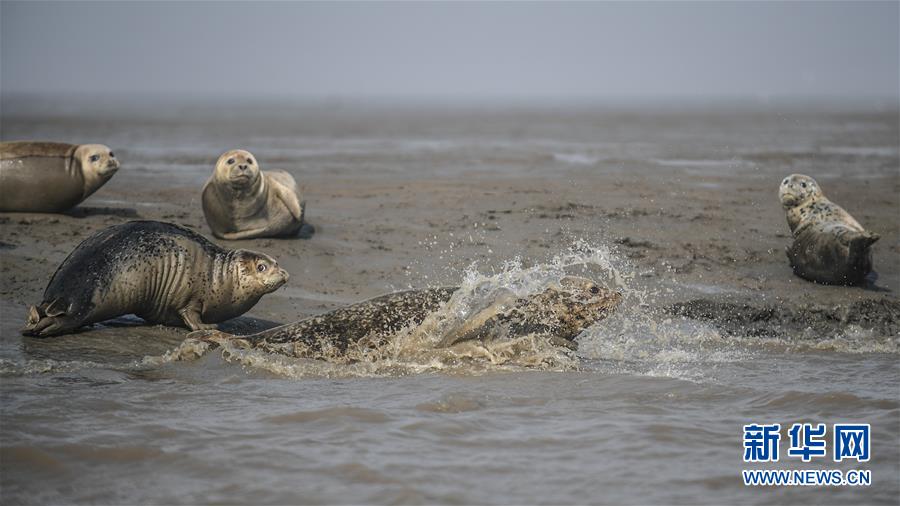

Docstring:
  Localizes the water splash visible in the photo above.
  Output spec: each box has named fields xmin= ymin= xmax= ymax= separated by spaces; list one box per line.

xmin=144 ymin=239 xmax=896 ymax=380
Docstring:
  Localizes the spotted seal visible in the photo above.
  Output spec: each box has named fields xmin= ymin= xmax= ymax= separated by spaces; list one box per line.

xmin=779 ymin=174 xmax=879 ymax=285
xmin=22 ymin=220 xmax=289 ymax=337
xmin=202 ymin=149 xmax=305 ymax=240
xmin=191 ymin=277 xmax=622 ymax=359
xmin=0 ymin=141 xmax=120 ymax=212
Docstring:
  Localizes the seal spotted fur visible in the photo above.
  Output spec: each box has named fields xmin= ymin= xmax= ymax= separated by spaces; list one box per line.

xmin=22 ymin=220 xmax=289 ymax=337
xmin=191 ymin=277 xmax=622 ymax=359
xmin=779 ymin=174 xmax=879 ymax=285
xmin=202 ymin=149 xmax=305 ymax=240
xmin=0 ymin=141 xmax=120 ymax=212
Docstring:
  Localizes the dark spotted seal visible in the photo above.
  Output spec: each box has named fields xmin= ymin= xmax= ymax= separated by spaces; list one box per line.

xmin=22 ymin=220 xmax=289 ymax=337
xmin=0 ymin=141 xmax=120 ymax=213
xmin=191 ymin=277 xmax=622 ymax=359
xmin=779 ymin=174 xmax=879 ymax=285
xmin=202 ymin=149 xmax=305 ymax=240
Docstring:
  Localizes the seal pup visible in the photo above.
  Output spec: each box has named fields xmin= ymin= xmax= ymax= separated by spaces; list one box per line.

xmin=190 ymin=277 xmax=622 ymax=360
xmin=22 ymin=220 xmax=289 ymax=337
xmin=202 ymin=149 xmax=305 ymax=240
xmin=0 ymin=141 xmax=120 ymax=212
xmin=779 ymin=174 xmax=879 ymax=285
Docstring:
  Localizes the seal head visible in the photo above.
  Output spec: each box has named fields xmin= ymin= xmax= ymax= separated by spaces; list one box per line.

xmin=438 ymin=276 xmax=623 ymax=348
xmin=215 ymin=149 xmax=260 ymax=192
xmin=779 ymin=173 xmax=821 ymax=209
xmin=234 ymin=250 xmax=290 ymax=294
xmin=74 ymin=144 xmax=120 ymax=198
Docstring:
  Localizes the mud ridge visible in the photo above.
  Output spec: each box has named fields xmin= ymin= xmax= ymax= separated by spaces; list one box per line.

xmin=666 ymin=298 xmax=900 ymax=339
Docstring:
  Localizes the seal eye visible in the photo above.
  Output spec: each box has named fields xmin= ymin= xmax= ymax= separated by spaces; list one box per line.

xmin=257 ymin=264 xmax=267 ymax=273
xmin=90 ymin=154 xmax=100 ymax=162
xmin=801 ymin=183 xmax=807 ymax=188
xmin=109 ymin=152 xmax=115 ymax=158
xmin=590 ymin=286 xmax=600 ymax=294
xmin=227 ymin=158 xmax=235 ymax=165
xmin=247 ymin=158 xmax=253 ymax=165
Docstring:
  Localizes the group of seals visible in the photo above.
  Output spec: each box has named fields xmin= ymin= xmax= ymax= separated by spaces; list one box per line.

xmin=202 ymin=149 xmax=305 ymax=240
xmin=191 ymin=277 xmax=622 ymax=359
xmin=1 ymin=141 xmax=306 ymax=241
xmin=2 ymin=141 xmax=307 ymax=338
xmin=22 ymin=221 xmax=288 ymax=337
xmin=0 ymin=141 xmax=119 ymax=213
xmin=779 ymin=174 xmax=879 ymax=285
xmin=3 ymin=138 xmax=881 ymax=354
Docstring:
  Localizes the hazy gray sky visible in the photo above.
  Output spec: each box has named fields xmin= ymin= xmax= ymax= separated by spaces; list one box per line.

xmin=1 ymin=1 xmax=897 ymax=100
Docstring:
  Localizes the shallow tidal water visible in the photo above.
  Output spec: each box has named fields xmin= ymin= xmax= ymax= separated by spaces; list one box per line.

xmin=1 ymin=99 xmax=898 ymax=504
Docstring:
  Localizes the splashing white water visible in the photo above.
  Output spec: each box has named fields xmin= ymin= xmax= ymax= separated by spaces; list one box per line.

xmin=143 ymin=239 xmax=896 ymax=380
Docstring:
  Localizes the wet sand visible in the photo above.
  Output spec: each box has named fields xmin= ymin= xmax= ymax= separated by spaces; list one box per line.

xmin=1 ymin=103 xmax=898 ymax=338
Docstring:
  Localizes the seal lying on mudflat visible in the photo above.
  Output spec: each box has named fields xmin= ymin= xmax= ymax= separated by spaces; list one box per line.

xmin=779 ymin=174 xmax=879 ymax=285
xmin=0 ymin=141 xmax=120 ymax=213
xmin=202 ymin=149 xmax=305 ymax=240
xmin=22 ymin=220 xmax=289 ymax=337
xmin=191 ymin=277 xmax=622 ymax=359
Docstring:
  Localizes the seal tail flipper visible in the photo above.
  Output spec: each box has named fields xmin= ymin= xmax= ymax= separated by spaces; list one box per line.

xmin=848 ymin=230 xmax=880 ymax=254
xmin=44 ymin=298 xmax=70 ymax=317
xmin=21 ymin=299 xmax=75 ymax=337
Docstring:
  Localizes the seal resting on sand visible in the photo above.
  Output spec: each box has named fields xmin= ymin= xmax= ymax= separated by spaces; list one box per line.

xmin=0 ymin=141 xmax=120 ymax=212
xmin=779 ymin=174 xmax=879 ymax=285
xmin=189 ymin=276 xmax=622 ymax=359
xmin=22 ymin=220 xmax=289 ymax=337
xmin=202 ymin=149 xmax=305 ymax=240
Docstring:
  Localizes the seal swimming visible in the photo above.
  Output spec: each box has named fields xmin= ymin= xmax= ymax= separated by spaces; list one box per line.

xmin=0 ymin=141 xmax=120 ymax=213
xmin=779 ymin=174 xmax=879 ymax=285
xmin=202 ymin=149 xmax=306 ymax=240
xmin=22 ymin=220 xmax=289 ymax=337
xmin=190 ymin=277 xmax=622 ymax=360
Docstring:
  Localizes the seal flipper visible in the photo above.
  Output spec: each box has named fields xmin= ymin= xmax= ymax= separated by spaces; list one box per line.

xmin=849 ymin=230 xmax=880 ymax=252
xmin=44 ymin=298 xmax=70 ymax=317
xmin=21 ymin=299 xmax=78 ymax=337
xmin=186 ymin=329 xmax=238 ymax=348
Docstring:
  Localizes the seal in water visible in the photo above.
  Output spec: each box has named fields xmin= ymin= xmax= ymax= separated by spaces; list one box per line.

xmin=0 ymin=141 xmax=120 ymax=213
xmin=779 ymin=174 xmax=879 ymax=285
xmin=190 ymin=277 xmax=622 ymax=359
xmin=22 ymin=220 xmax=289 ymax=337
xmin=202 ymin=149 xmax=305 ymax=240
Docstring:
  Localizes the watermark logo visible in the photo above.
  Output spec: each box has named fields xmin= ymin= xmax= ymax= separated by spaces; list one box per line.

xmin=834 ymin=424 xmax=870 ymax=463
xmin=741 ymin=422 xmax=871 ymax=487
xmin=787 ymin=423 xmax=826 ymax=462
xmin=743 ymin=423 xmax=781 ymax=463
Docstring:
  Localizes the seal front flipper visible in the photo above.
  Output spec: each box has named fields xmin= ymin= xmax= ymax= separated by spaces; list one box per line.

xmin=178 ymin=304 xmax=216 ymax=331
xmin=185 ymin=329 xmax=237 ymax=347
xmin=220 ymin=227 xmax=272 ymax=240
xmin=274 ymin=183 xmax=304 ymax=222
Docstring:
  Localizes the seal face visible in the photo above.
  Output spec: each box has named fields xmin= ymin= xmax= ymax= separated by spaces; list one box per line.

xmin=21 ymin=220 xmax=289 ymax=337
xmin=779 ymin=174 xmax=879 ymax=285
xmin=192 ymin=276 xmax=622 ymax=359
xmin=201 ymin=149 xmax=305 ymax=240
xmin=0 ymin=141 xmax=120 ymax=212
